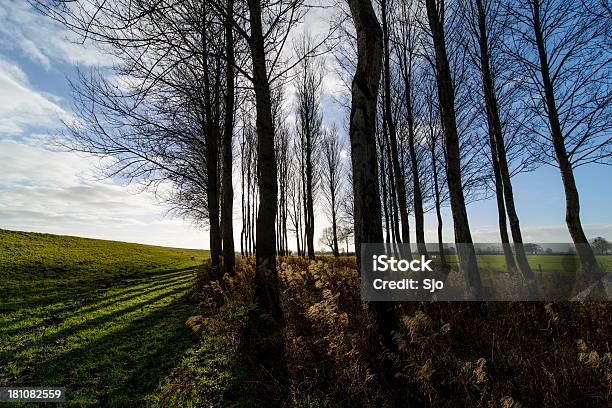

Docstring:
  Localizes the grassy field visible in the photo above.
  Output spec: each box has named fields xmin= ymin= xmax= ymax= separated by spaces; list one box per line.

xmin=0 ymin=229 xmax=209 ymax=406
xmin=439 ymin=253 xmax=612 ymax=275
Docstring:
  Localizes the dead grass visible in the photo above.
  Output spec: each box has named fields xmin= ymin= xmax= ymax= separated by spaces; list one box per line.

xmin=168 ymin=256 xmax=612 ymax=407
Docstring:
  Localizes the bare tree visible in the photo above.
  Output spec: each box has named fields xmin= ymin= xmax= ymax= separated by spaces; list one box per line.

xmin=240 ymin=113 xmax=258 ymax=257
xmin=294 ymin=35 xmax=324 ymax=259
xmin=422 ymin=73 xmax=450 ymax=268
xmin=424 ymin=0 xmax=482 ymax=294
xmin=590 ymin=237 xmax=611 ymax=255
xmin=503 ymin=0 xmax=610 ymax=280
xmin=32 ymin=0 xmax=242 ymax=277
xmin=222 ymin=0 xmax=237 ymax=274
xmin=380 ymin=0 xmax=412 ymax=249
xmin=321 ymin=126 xmax=344 ymax=257
xmin=459 ymin=0 xmax=535 ymax=278
xmin=347 ymin=0 xmax=410 ymax=390
xmin=391 ymin=0 xmax=431 ymax=256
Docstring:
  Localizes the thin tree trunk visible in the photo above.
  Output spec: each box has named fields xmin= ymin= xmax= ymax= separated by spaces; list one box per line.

xmin=530 ymin=0 xmax=600 ymax=281
xmin=331 ymin=204 xmax=339 ymax=257
xmin=201 ymin=13 xmax=222 ymax=273
xmin=488 ymin=128 xmax=516 ymax=271
xmin=405 ymin=74 xmax=427 ymax=257
xmin=381 ymin=0 xmax=410 ymax=246
xmin=396 ymin=24 xmax=427 ymax=256
xmin=430 ymin=139 xmax=448 ymax=268
xmin=473 ymin=0 xmax=531 ymax=278
xmin=384 ymin=122 xmax=403 ymax=247
xmin=221 ymin=0 xmax=236 ymax=275
xmin=305 ymin=125 xmax=316 ymax=259
xmin=240 ymin=138 xmax=246 ymax=257
xmin=425 ymin=0 xmax=481 ymax=293
xmin=380 ymin=132 xmax=391 ymax=243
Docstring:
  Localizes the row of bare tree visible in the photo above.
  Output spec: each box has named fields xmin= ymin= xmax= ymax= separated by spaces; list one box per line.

xmin=35 ymin=0 xmax=610 ymax=400
xmin=338 ymin=0 xmax=609 ymax=278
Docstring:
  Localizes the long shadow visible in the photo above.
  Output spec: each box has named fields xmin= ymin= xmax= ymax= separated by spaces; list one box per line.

xmin=4 ymin=281 xmax=193 ymax=360
xmin=1 ymin=265 xmax=202 ymax=311
xmin=223 ymin=314 xmax=291 ymax=408
xmin=0 ymin=272 xmax=194 ymax=340
xmin=65 ymin=273 xmax=194 ymax=315
xmin=20 ymin=292 xmax=199 ymax=405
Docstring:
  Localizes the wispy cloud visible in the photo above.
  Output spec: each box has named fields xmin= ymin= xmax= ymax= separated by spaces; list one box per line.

xmin=0 ymin=136 xmax=207 ymax=248
xmin=0 ymin=1 xmax=111 ymax=69
xmin=0 ymin=58 xmax=68 ymax=134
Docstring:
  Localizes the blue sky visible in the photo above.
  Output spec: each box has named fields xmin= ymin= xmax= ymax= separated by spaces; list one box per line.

xmin=0 ymin=0 xmax=610 ymax=249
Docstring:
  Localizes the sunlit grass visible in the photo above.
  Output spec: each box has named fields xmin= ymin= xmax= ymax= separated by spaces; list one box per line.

xmin=439 ymin=254 xmax=612 ymax=275
xmin=0 ymin=229 xmax=209 ymax=405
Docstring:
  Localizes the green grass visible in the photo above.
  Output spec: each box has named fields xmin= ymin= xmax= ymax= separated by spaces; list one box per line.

xmin=439 ymin=254 xmax=612 ymax=275
xmin=0 ymin=229 xmax=210 ymax=406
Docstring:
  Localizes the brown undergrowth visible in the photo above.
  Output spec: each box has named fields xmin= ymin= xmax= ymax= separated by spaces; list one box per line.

xmin=163 ymin=256 xmax=612 ymax=407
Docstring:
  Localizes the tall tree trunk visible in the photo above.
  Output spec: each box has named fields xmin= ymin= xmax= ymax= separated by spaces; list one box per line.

xmin=381 ymin=0 xmax=410 ymax=247
xmin=347 ymin=0 xmax=403 ymax=392
xmin=530 ymin=0 xmax=600 ymax=281
xmin=489 ymin=128 xmax=516 ymax=272
xmin=347 ymin=0 xmax=385 ymax=251
xmin=330 ymin=177 xmax=340 ymax=257
xmin=383 ymin=120 xmax=403 ymax=247
xmin=222 ymin=0 xmax=236 ymax=275
xmin=404 ymin=69 xmax=427 ymax=257
xmin=425 ymin=0 xmax=481 ymax=293
xmin=380 ymin=132 xmax=391 ymax=243
xmin=306 ymin=138 xmax=315 ymax=259
xmin=474 ymin=0 xmax=531 ymax=279
xmin=206 ymin=127 xmax=222 ymax=273
xmin=201 ymin=13 xmax=222 ymax=274
xmin=246 ymin=0 xmax=287 ymax=392
xmin=396 ymin=22 xmax=427 ymax=256
xmin=332 ymin=208 xmax=340 ymax=257
xmin=430 ymin=138 xmax=448 ymax=268
xmin=241 ymin=142 xmax=246 ymax=257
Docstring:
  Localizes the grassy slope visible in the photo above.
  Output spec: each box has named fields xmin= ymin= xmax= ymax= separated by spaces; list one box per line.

xmin=0 ymin=230 xmax=209 ymax=406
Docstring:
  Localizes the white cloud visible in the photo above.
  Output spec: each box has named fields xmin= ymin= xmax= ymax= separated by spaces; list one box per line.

xmin=0 ymin=58 xmax=69 ymax=134
xmin=0 ymin=137 xmax=208 ymax=249
xmin=0 ymin=1 xmax=111 ymax=68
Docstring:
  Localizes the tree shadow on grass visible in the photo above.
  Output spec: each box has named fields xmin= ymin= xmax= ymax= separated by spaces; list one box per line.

xmin=1 ymin=266 xmax=203 ymax=312
xmin=5 ymin=282 xmax=193 ymax=361
xmin=21 ymin=291 xmax=200 ymax=406
xmin=0 ymin=271 xmax=195 ymax=345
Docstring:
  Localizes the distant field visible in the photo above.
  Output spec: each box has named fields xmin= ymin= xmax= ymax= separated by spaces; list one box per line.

xmin=440 ymin=254 xmax=612 ymax=275
xmin=0 ymin=230 xmax=209 ymax=405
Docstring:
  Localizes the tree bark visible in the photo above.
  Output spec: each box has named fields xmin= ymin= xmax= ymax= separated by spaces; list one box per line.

xmin=403 ymin=65 xmax=427 ymax=257
xmin=246 ymin=0 xmax=287 ymax=391
xmin=425 ymin=0 xmax=481 ymax=294
xmin=530 ymin=0 xmax=600 ymax=281
xmin=381 ymin=0 xmax=410 ymax=247
xmin=347 ymin=0 xmax=407 ymax=394
xmin=331 ymin=206 xmax=340 ymax=257
xmin=305 ymin=136 xmax=316 ymax=259
xmin=221 ymin=0 xmax=236 ymax=275
xmin=380 ymin=131 xmax=391 ymax=243
xmin=201 ymin=11 xmax=222 ymax=274
xmin=488 ymin=128 xmax=516 ymax=272
xmin=430 ymin=137 xmax=448 ymax=268
xmin=473 ymin=0 xmax=531 ymax=278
